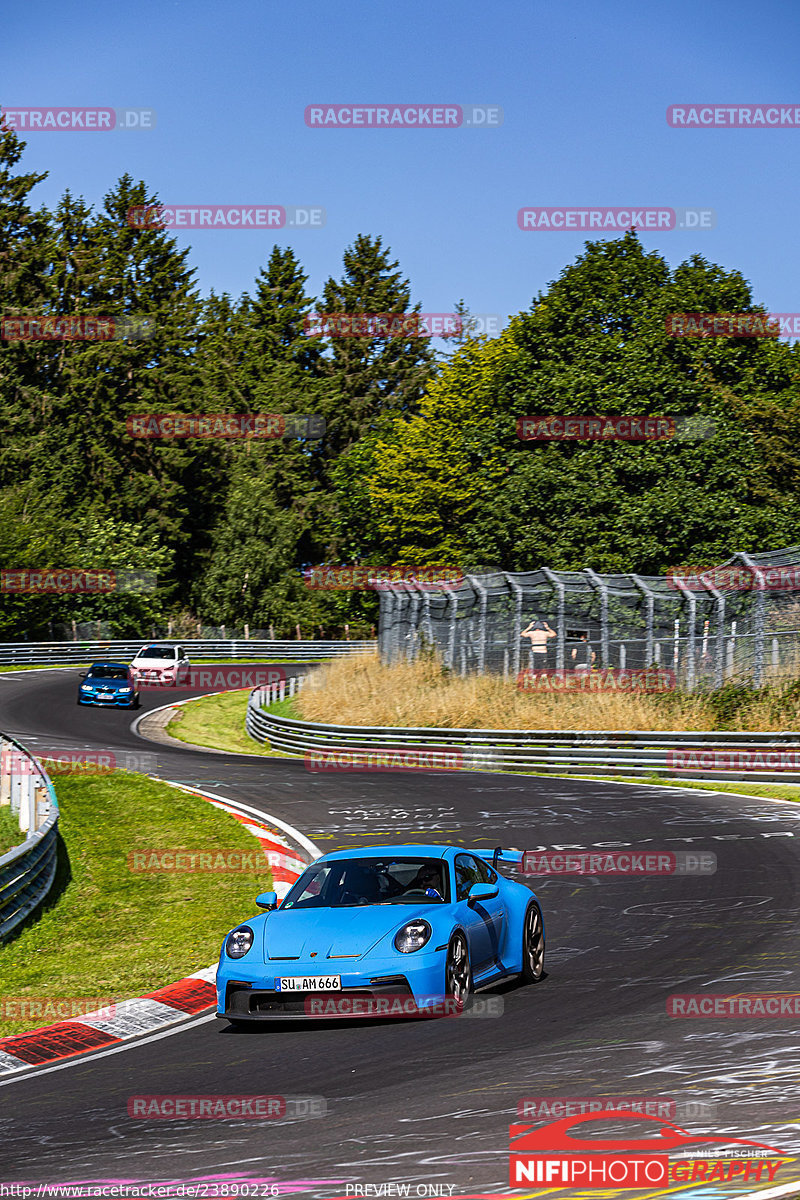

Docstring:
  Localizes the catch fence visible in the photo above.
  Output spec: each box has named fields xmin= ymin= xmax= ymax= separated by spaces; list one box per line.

xmin=377 ymin=547 xmax=800 ymax=691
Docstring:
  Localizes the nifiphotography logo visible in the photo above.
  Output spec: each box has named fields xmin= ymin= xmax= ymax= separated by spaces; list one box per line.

xmin=508 ymin=1110 xmax=787 ymax=1188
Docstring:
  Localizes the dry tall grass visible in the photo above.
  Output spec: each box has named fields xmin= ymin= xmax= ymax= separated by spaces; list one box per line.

xmin=297 ymin=653 xmax=800 ymax=732
xmin=298 ymin=654 xmax=694 ymax=730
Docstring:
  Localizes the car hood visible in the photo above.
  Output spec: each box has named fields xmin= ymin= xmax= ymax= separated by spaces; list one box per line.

xmin=133 ymin=659 xmax=173 ymax=670
xmin=85 ymin=679 xmax=129 ymax=689
xmin=262 ymin=905 xmax=431 ymax=961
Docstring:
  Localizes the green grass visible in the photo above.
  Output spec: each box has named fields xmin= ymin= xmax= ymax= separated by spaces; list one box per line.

xmin=0 ymin=772 xmax=273 ymax=1037
xmin=0 ymin=806 xmax=24 ymax=855
xmin=165 ymin=689 xmax=300 ymax=756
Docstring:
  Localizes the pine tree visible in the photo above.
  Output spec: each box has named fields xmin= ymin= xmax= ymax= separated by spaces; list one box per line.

xmin=317 ymin=234 xmax=435 ymax=458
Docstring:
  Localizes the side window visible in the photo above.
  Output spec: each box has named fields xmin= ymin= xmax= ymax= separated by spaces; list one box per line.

xmin=454 ymin=854 xmax=482 ymax=901
xmin=474 ymin=857 xmax=497 ymax=884
xmin=176 ymin=646 xmax=183 ymax=659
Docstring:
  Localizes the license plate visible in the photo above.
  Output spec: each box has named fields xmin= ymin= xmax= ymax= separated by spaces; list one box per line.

xmin=277 ymin=975 xmax=341 ymax=992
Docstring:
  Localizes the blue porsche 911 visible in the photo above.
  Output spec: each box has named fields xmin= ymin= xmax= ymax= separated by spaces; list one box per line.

xmin=216 ymin=844 xmax=545 ymax=1023
xmin=77 ymin=662 xmax=140 ymax=709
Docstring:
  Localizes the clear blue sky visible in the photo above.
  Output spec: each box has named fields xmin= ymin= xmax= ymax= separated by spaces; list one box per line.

xmin=5 ymin=0 xmax=799 ymax=326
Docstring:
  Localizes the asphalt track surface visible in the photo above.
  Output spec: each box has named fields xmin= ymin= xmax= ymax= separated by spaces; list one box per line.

xmin=1 ymin=666 xmax=800 ymax=1199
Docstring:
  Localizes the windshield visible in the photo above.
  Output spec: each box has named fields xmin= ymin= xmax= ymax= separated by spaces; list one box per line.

xmin=87 ymin=666 xmax=129 ymax=680
xmin=281 ymin=857 xmax=449 ymax=908
xmin=136 ymin=647 xmax=176 ymax=660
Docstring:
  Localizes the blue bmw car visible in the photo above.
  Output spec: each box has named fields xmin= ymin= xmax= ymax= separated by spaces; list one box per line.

xmin=77 ymin=662 xmax=140 ymax=709
xmin=216 ymin=844 xmax=545 ymax=1023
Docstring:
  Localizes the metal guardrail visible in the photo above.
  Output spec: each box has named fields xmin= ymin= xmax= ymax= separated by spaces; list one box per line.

xmin=0 ymin=734 xmax=59 ymax=940
xmin=0 ymin=639 xmax=376 ymax=666
xmin=246 ymin=685 xmax=800 ymax=783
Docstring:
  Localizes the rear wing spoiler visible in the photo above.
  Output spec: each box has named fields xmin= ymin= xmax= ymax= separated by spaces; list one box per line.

xmin=470 ymin=846 xmax=524 ymax=869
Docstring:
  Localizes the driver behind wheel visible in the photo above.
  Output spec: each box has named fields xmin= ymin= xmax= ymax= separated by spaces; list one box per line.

xmin=406 ymin=863 xmax=443 ymax=898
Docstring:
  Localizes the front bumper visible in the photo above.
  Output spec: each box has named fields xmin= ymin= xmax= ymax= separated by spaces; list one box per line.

xmin=78 ymin=693 xmax=136 ymax=707
xmin=217 ymin=950 xmax=447 ymax=1021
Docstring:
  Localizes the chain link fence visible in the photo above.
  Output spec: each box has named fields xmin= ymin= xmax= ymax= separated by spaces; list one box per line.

xmin=377 ymin=547 xmax=800 ymax=691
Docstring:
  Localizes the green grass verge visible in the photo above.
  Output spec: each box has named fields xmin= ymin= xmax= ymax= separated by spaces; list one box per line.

xmin=165 ymin=690 xmax=300 ymax=756
xmin=0 ymin=806 xmax=24 ymax=855
xmin=0 ymin=772 xmax=272 ymax=1038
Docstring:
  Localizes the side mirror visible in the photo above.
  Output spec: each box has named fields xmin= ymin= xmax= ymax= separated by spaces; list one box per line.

xmin=468 ymin=882 xmax=499 ymax=905
xmin=79 ymin=672 xmax=87 ymax=679
xmin=256 ymin=891 xmax=278 ymax=911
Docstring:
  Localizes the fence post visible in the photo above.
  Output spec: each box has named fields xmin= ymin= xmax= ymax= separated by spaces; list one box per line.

xmin=584 ymin=569 xmax=609 ymax=668
xmin=279 ymin=678 xmax=286 ymax=701
xmin=506 ymin=575 xmax=523 ymax=678
xmin=631 ymin=575 xmax=655 ymax=668
xmin=736 ymin=553 xmax=766 ymax=687
xmin=672 ymin=577 xmax=697 ymax=692
xmin=540 ymin=567 xmax=566 ymax=670
xmin=440 ymin=584 xmax=459 ymax=670
xmin=620 ymin=644 xmax=626 ymax=669
xmin=772 ymin=637 xmax=779 ymax=672
xmin=465 ymin=575 xmax=488 ymax=673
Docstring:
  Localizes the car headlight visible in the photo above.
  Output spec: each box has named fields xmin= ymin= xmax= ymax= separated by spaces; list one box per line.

xmin=80 ymin=684 xmax=93 ymax=691
xmin=394 ymin=919 xmax=432 ymax=953
xmin=226 ymin=926 xmax=254 ymax=958
xmin=119 ymin=687 xmax=132 ymax=693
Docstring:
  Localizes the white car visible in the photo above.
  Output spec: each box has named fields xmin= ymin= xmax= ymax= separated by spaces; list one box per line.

xmin=129 ymin=644 xmax=191 ymax=687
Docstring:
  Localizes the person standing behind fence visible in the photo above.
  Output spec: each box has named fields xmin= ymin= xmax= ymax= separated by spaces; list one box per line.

xmin=521 ymin=619 xmax=557 ymax=667
xmin=570 ymin=632 xmax=596 ymax=671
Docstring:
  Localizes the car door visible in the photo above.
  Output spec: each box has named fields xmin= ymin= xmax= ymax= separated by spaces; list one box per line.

xmin=453 ymin=853 xmax=503 ymax=975
xmin=472 ymin=855 xmax=507 ymax=965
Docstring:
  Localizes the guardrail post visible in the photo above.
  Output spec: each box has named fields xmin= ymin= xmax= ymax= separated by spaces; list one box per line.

xmin=0 ymin=741 xmax=9 ymax=807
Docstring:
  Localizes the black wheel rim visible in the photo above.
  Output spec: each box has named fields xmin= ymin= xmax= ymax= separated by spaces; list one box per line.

xmin=446 ymin=935 xmax=470 ymax=1004
xmin=525 ymin=905 xmax=545 ymax=979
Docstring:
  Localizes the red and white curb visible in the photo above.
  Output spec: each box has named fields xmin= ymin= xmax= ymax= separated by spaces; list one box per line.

xmin=0 ymin=784 xmax=318 ymax=1076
